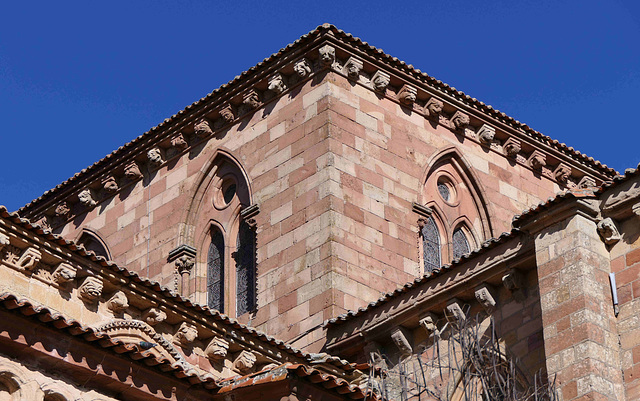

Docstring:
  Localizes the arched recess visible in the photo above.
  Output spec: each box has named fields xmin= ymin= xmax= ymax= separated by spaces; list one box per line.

xmin=75 ymin=229 xmax=111 ymax=261
xmin=0 ymin=360 xmax=42 ymax=401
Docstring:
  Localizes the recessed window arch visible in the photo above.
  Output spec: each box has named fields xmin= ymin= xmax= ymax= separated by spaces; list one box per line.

xmin=76 ymin=229 xmax=111 ymax=261
xmin=452 ymin=227 xmax=471 ymax=260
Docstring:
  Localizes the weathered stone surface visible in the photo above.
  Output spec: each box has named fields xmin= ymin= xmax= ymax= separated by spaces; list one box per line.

xmin=78 ymin=276 xmax=103 ymax=302
xmin=205 ymin=336 xmax=229 ymax=360
xmin=597 ymin=217 xmax=621 ymax=245
xmin=318 ymin=44 xmax=335 ymax=68
xmin=398 ymin=84 xmax=417 ymax=106
xmin=234 ymin=350 xmax=256 ymax=373
xmin=174 ymin=322 xmax=198 ymax=345
xmin=106 ymin=291 xmax=129 ymax=314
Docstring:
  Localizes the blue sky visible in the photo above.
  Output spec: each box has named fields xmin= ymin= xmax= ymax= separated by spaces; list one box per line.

xmin=1 ymin=1 xmax=639 ymax=212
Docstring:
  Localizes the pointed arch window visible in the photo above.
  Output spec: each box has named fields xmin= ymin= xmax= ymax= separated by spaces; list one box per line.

xmin=421 ymin=216 xmax=441 ymax=274
xmin=207 ymin=228 xmax=225 ymax=311
xmin=235 ymin=220 xmax=256 ymax=315
xmin=452 ymin=227 xmax=470 ymax=260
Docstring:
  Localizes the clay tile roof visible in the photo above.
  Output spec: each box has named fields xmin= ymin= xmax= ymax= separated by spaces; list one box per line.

xmin=18 ymin=24 xmax=615 ymax=215
xmin=0 ymin=205 xmax=359 ymax=371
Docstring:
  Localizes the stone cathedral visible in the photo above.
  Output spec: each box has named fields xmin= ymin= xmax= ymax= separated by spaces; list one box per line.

xmin=0 ymin=24 xmax=639 ymax=401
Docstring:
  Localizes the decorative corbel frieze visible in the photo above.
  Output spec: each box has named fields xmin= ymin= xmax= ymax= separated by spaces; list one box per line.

xmin=194 ymin=119 xmax=214 ymax=138
xmin=219 ymin=105 xmax=235 ymax=124
xmin=242 ymin=90 xmax=261 ymax=110
xmin=578 ymin=176 xmax=597 ymax=188
xmin=502 ymin=270 xmax=526 ymax=302
xmin=78 ymin=276 xmax=103 ymax=303
xmin=268 ymin=73 xmax=287 ymax=95
xmin=54 ymin=202 xmax=71 ymax=218
xmin=124 ymin=161 xmax=143 ymax=180
xmin=34 ymin=216 xmax=51 ymax=231
xmin=344 ymin=57 xmax=363 ymax=80
xmin=205 ymin=336 xmax=230 ymax=361
xmin=554 ymin=164 xmax=572 ymax=185
xmin=106 ymin=291 xmax=129 ymax=314
xmin=451 ymin=111 xmax=470 ymax=130
xmin=234 ymin=350 xmax=257 ymax=373
xmin=171 ymin=133 xmax=188 ymax=150
xmin=174 ymin=322 xmax=198 ymax=345
xmin=445 ymin=299 xmax=466 ymax=322
xmin=474 ymin=284 xmax=497 ymax=313
xmin=318 ymin=44 xmax=335 ymax=68
xmin=0 ymin=233 xmax=9 ymax=253
xmin=418 ymin=312 xmax=438 ymax=334
xmin=503 ymin=138 xmax=521 ymax=158
xmin=597 ymin=217 xmax=621 ymax=245
xmin=52 ymin=262 xmax=76 ymax=285
xmin=528 ymin=150 xmax=546 ymax=170
xmin=390 ymin=327 xmax=413 ymax=356
xmin=15 ymin=247 xmax=41 ymax=272
xmin=142 ymin=307 xmax=167 ymax=326
xmin=102 ymin=176 xmax=118 ymax=194
xmin=425 ymin=97 xmax=444 ymax=121
xmin=398 ymin=84 xmax=417 ymax=106
xmin=147 ymin=148 xmax=164 ymax=166
xmin=371 ymin=70 xmax=390 ymax=93
xmin=477 ymin=124 xmax=495 ymax=145
xmin=78 ymin=189 xmax=97 ymax=208
xmin=294 ymin=58 xmax=312 ymax=78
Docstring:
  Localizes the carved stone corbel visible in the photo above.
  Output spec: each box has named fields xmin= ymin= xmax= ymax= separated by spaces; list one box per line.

xmin=578 ymin=176 xmax=597 ymax=188
xmin=398 ymin=84 xmax=417 ymax=106
xmin=445 ymin=299 xmax=466 ymax=322
xmin=425 ymin=97 xmax=444 ymax=120
xmin=147 ymin=148 xmax=164 ymax=166
xmin=418 ymin=312 xmax=438 ymax=334
xmin=390 ymin=327 xmax=413 ymax=357
xmin=142 ymin=307 xmax=167 ymax=326
xmin=371 ymin=70 xmax=390 ymax=93
xmin=0 ymin=233 xmax=9 ymax=253
xmin=194 ymin=119 xmax=214 ymax=137
xmin=474 ymin=284 xmax=497 ymax=313
xmin=528 ymin=150 xmax=546 ymax=170
xmin=219 ymin=105 xmax=235 ymax=124
xmin=477 ymin=124 xmax=495 ymax=145
xmin=124 ymin=161 xmax=143 ymax=180
xmin=78 ymin=276 xmax=103 ymax=303
xmin=78 ymin=189 xmax=97 ymax=208
xmin=318 ymin=44 xmax=335 ymax=68
xmin=268 ymin=73 xmax=287 ymax=95
xmin=597 ymin=217 xmax=621 ymax=245
xmin=174 ymin=322 xmax=198 ymax=345
xmin=293 ymin=58 xmax=312 ymax=78
xmin=242 ymin=90 xmax=261 ymax=110
xmin=554 ymin=164 xmax=572 ymax=185
xmin=234 ymin=350 xmax=257 ymax=373
xmin=451 ymin=111 xmax=470 ymax=130
xmin=52 ymin=262 xmax=76 ymax=285
xmin=106 ymin=291 xmax=129 ymax=314
xmin=102 ymin=176 xmax=118 ymax=193
xmin=502 ymin=270 xmax=526 ymax=302
xmin=15 ymin=247 xmax=41 ymax=272
xmin=503 ymin=138 xmax=521 ymax=158
xmin=344 ymin=57 xmax=363 ymax=80
xmin=205 ymin=336 xmax=230 ymax=361
xmin=171 ymin=133 xmax=188 ymax=150
xmin=54 ymin=202 xmax=71 ymax=218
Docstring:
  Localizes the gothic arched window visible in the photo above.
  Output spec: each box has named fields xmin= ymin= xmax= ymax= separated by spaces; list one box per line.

xmin=207 ymin=228 xmax=225 ymax=311
xmin=452 ymin=227 xmax=470 ymax=260
xmin=421 ymin=216 xmax=441 ymax=274
xmin=235 ymin=220 xmax=256 ymax=315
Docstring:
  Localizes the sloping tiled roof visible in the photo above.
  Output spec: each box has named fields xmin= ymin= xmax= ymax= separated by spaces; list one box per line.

xmin=0 ymin=205 xmax=355 ymax=371
xmin=18 ymin=24 xmax=615 ymax=215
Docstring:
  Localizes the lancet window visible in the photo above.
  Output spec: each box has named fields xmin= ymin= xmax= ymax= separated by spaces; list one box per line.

xmin=207 ymin=228 xmax=225 ymax=311
xmin=421 ymin=217 xmax=441 ymax=274
xmin=452 ymin=227 xmax=471 ymax=260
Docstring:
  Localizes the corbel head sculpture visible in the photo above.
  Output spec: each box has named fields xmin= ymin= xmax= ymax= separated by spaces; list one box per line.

xmin=293 ymin=58 xmax=312 ymax=78
xmin=78 ymin=276 xmax=103 ymax=302
xmin=205 ymin=336 xmax=230 ymax=360
xmin=318 ymin=45 xmax=335 ymax=68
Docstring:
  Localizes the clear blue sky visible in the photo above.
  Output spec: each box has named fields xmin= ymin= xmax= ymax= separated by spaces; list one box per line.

xmin=1 ymin=1 xmax=639 ymax=212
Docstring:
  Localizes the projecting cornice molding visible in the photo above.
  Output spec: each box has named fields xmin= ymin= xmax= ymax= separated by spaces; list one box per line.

xmin=19 ymin=24 xmax=615 ymax=227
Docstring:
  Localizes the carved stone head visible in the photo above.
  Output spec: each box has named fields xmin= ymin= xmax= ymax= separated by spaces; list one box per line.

xmin=205 ymin=336 xmax=230 ymax=360
xmin=554 ymin=164 xmax=572 ymax=184
xmin=171 ymin=133 xmax=188 ymax=150
xmin=451 ymin=111 xmax=470 ymax=130
xmin=234 ymin=350 xmax=257 ymax=373
xmin=268 ymin=74 xmax=287 ymax=94
xmin=344 ymin=57 xmax=363 ymax=80
xmin=52 ymin=262 xmax=76 ymax=285
xmin=78 ymin=276 xmax=103 ymax=302
xmin=419 ymin=313 xmax=438 ymax=333
xmin=78 ymin=189 xmax=96 ymax=208
xmin=242 ymin=90 xmax=261 ymax=110
xmin=0 ymin=233 xmax=9 ymax=252
xmin=219 ymin=105 xmax=235 ymax=124
xmin=597 ymin=217 xmax=621 ymax=245
xmin=55 ymin=202 xmax=71 ymax=218
xmin=398 ymin=85 xmax=417 ymax=106
xmin=390 ymin=327 xmax=412 ymax=356
xmin=318 ymin=45 xmax=335 ymax=67
xmin=371 ymin=71 xmax=390 ymax=93
xmin=503 ymin=138 xmax=521 ymax=158
xmin=124 ymin=162 xmax=143 ymax=180
xmin=142 ymin=307 xmax=167 ymax=326
xmin=102 ymin=176 xmax=118 ymax=193
xmin=474 ymin=285 xmax=496 ymax=312
xmin=477 ymin=124 xmax=495 ymax=144
xmin=426 ymin=98 xmax=443 ymax=119
xmin=107 ymin=291 xmax=129 ymax=314
xmin=528 ymin=152 xmax=546 ymax=170
xmin=194 ymin=119 xmax=213 ymax=137
xmin=175 ymin=322 xmax=198 ymax=345
xmin=293 ymin=58 xmax=312 ymax=78
xmin=147 ymin=148 xmax=163 ymax=166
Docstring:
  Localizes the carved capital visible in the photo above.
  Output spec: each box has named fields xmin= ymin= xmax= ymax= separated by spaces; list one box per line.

xmin=503 ymin=138 xmax=521 ymax=158
xmin=78 ymin=189 xmax=97 ymax=208
xmin=390 ymin=327 xmax=413 ymax=356
xmin=242 ymin=90 xmax=261 ymax=110
xmin=124 ymin=161 xmax=143 ymax=180
xmin=15 ymin=247 xmax=41 ymax=272
xmin=142 ymin=307 xmax=167 ymax=326
xmin=398 ymin=84 xmax=417 ymax=106
xmin=54 ymin=202 xmax=71 ymax=218
xmin=528 ymin=150 xmax=546 ymax=170
xmin=554 ymin=164 xmax=572 ymax=185
xmin=474 ymin=284 xmax=497 ymax=313
xmin=171 ymin=133 xmax=188 ymax=150
xmin=344 ymin=57 xmax=363 ymax=80
xmin=293 ymin=58 xmax=312 ymax=78
xmin=219 ymin=105 xmax=235 ymax=124
xmin=425 ymin=97 xmax=444 ymax=120
xmin=175 ymin=322 xmax=198 ymax=345
xmin=371 ymin=70 xmax=390 ymax=93
xmin=205 ymin=336 xmax=230 ymax=360
xmin=477 ymin=124 xmax=495 ymax=145
xmin=318 ymin=44 xmax=335 ymax=68
xmin=102 ymin=176 xmax=118 ymax=193
xmin=78 ymin=276 xmax=103 ymax=303
xmin=147 ymin=148 xmax=164 ymax=166
xmin=234 ymin=350 xmax=257 ymax=373
xmin=451 ymin=111 xmax=470 ymax=130
xmin=175 ymin=255 xmax=194 ymax=275
xmin=445 ymin=299 xmax=466 ymax=322
xmin=107 ymin=291 xmax=129 ymax=314
xmin=597 ymin=217 xmax=621 ymax=245
xmin=52 ymin=262 xmax=76 ymax=285
xmin=194 ymin=119 xmax=214 ymax=137
xmin=418 ymin=312 xmax=438 ymax=334
xmin=268 ymin=73 xmax=287 ymax=95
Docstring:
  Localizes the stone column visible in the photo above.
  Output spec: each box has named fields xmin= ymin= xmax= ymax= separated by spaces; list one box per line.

xmin=521 ymin=199 xmax=624 ymax=400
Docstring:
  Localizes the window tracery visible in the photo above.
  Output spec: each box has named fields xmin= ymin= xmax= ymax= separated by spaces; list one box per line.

xmin=421 ymin=217 xmax=441 ymax=274
xmin=207 ymin=228 xmax=225 ymax=311
xmin=452 ymin=227 xmax=470 ymax=260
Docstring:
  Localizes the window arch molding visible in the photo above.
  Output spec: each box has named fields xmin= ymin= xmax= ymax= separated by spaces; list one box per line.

xmin=74 ymin=228 xmax=111 ymax=261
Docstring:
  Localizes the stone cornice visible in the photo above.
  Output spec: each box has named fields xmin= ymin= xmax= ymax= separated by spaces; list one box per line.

xmin=19 ymin=24 xmax=616 ymax=228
